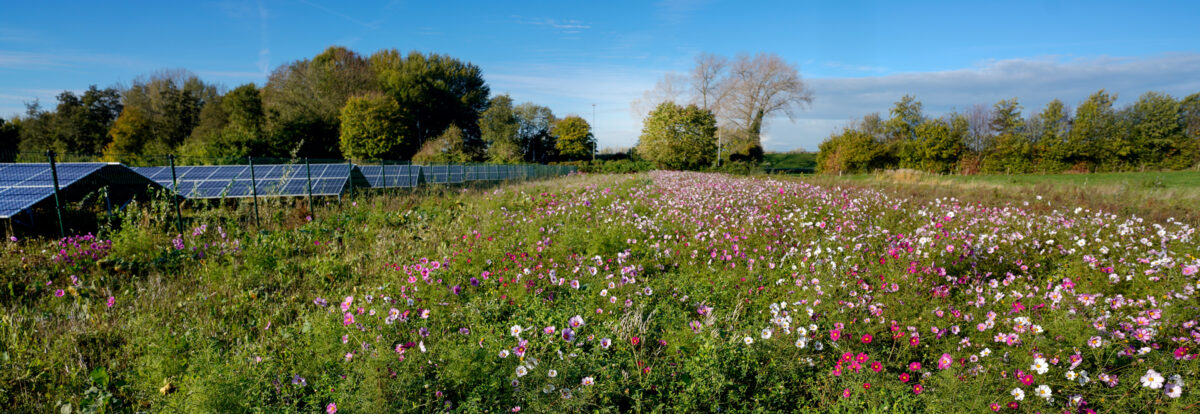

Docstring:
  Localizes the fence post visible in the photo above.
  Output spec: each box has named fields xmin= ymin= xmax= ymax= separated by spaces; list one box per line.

xmin=346 ymin=160 xmax=354 ymax=199
xmin=248 ymin=156 xmax=261 ymax=228
xmin=383 ymin=160 xmax=390 ymax=195
xmin=46 ymin=150 xmax=65 ymax=238
xmin=305 ymin=157 xmax=315 ymax=220
xmin=168 ymin=154 xmax=185 ymax=234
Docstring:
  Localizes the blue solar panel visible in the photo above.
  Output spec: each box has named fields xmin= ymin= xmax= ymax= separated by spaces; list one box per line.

xmin=355 ymin=165 xmax=421 ymax=188
xmin=132 ymin=163 xmax=350 ymax=199
xmin=0 ymin=163 xmax=111 ymax=218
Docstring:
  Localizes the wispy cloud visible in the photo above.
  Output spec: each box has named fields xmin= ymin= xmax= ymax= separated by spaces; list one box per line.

xmin=512 ymin=15 xmax=592 ymax=35
xmin=0 ymin=50 xmax=145 ymax=70
xmin=296 ymin=0 xmax=379 ymax=30
xmin=256 ymin=0 xmax=270 ymax=75
xmin=655 ymin=0 xmax=713 ymax=24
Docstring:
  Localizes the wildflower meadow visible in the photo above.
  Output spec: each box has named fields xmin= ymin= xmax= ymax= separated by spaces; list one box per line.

xmin=3 ymin=171 xmax=1198 ymax=413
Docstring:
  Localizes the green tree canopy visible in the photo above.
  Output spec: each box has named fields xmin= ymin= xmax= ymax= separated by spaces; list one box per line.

xmin=514 ymin=103 xmax=556 ymax=163
xmin=636 ymin=102 xmax=717 ymax=170
xmin=263 ymin=46 xmax=379 ymax=158
xmin=553 ymin=115 xmax=594 ymax=161
xmin=338 ymin=93 xmax=411 ymax=160
xmin=479 ymin=94 xmax=522 ymax=163
xmin=412 ymin=124 xmax=477 ymax=164
xmin=370 ymin=50 xmax=489 ymax=152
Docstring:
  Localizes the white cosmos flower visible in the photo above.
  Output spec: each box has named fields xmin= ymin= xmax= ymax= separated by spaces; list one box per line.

xmin=516 ymin=366 xmax=528 ymax=377
xmin=1030 ymin=357 xmax=1049 ymax=375
xmin=1035 ymin=384 xmax=1052 ymax=399
xmin=510 ymin=325 xmax=523 ymax=337
xmin=743 ymin=336 xmax=754 ymax=345
xmin=761 ymin=328 xmax=773 ymax=339
xmin=1164 ymin=383 xmax=1182 ymax=398
xmin=1141 ymin=369 xmax=1165 ymax=389
xmin=1011 ymin=388 xmax=1025 ymax=401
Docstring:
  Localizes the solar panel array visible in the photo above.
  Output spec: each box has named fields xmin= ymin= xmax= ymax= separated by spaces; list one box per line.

xmin=1 ymin=162 xmax=576 ymax=219
xmin=132 ymin=163 xmax=351 ymax=199
xmin=422 ymin=165 xmax=465 ymax=184
xmin=356 ymin=165 xmax=422 ymax=188
xmin=0 ymin=163 xmax=110 ymax=218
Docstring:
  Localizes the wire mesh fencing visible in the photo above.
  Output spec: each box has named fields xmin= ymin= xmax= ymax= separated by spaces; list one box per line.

xmin=0 ymin=150 xmax=577 ymax=238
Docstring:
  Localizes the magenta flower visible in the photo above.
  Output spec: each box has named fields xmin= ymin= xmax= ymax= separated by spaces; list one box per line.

xmin=908 ymin=362 xmax=922 ymax=371
xmin=326 ymin=402 xmax=337 ymax=413
xmin=937 ymin=353 xmax=952 ymax=370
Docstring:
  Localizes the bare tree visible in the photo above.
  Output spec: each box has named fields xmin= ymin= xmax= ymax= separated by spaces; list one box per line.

xmin=965 ymin=104 xmax=994 ymax=152
xmin=723 ymin=52 xmax=813 ymax=141
xmin=690 ymin=52 xmax=728 ymax=114
xmin=629 ymin=72 xmax=687 ymax=120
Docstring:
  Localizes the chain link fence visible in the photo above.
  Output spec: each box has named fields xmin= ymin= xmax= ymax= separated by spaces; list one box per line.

xmin=0 ymin=150 xmax=576 ymax=238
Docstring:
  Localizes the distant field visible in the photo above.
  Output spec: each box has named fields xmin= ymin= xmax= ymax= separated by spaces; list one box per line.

xmin=802 ymin=169 xmax=1200 ymax=223
xmin=762 ymin=152 xmax=817 ymax=170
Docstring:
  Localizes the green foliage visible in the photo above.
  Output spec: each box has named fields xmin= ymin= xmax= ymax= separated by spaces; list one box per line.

xmin=1129 ymin=91 xmax=1191 ymax=169
xmin=817 ymin=90 xmax=1200 ymax=176
xmin=514 ymin=103 xmax=557 ymax=163
xmin=338 ymin=93 xmax=411 ymax=160
xmin=263 ymin=46 xmax=379 ymax=158
xmin=180 ymin=83 xmax=269 ymax=161
xmin=412 ymin=124 xmax=479 ymax=164
xmin=552 ymin=115 xmax=594 ymax=160
xmin=479 ymin=95 xmax=523 ymax=163
xmin=0 ymin=118 xmax=19 ymax=159
xmin=371 ymin=50 xmax=490 ymax=150
xmin=636 ymin=102 xmax=717 ymax=170
xmin=817 ymin=128 xmax=883 ymax=174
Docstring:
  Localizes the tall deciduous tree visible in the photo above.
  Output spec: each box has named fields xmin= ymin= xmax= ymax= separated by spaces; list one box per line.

xmin=1129 ymin=91 xmax=1189 ymax=169
xmin=182 ymin=83 xmax=268 ymax=161
xmin=338 ymin=93 xmax=411 ymax=160
xmin=370 ymin=50 xmax=489 ymax=155
xmin=636 ymin=102 xmax=717 ymax=170
xmin=1037 ymin=99 xmax=1072 ymax=170
xmin=1069 ymin=90 xmax=1118 ymax=170
xmin=723 ymin=52 xmax=813 ymax=149
xmin=114 ymin=69 xmax=218 ymax=159
xmin=553 ymin=115 xmax=595 ymax=161
xmin=263 ymin=46 xmax=378 ymax=158
xmin=514 ymin=103 xmax=556 ymax=163
xmin=479 ymin=94 xmax=522 ymax=163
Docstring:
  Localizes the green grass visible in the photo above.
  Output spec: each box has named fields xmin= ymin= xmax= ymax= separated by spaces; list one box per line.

xmin=762 ymin=152 xmax=817 ymax=170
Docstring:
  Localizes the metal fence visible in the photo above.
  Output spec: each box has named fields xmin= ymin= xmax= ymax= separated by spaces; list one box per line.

xmin=0 ymin=151 xmax=576 ymax=237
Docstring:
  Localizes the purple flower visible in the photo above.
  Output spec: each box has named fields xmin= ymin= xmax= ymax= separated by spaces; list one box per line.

xmin=562 ymin=328 xmax=576 ymax=342
xmin=451 ymin=285 xmax=462 ymax=295
xmin=470 ymin=277 xmax=480 ymax=287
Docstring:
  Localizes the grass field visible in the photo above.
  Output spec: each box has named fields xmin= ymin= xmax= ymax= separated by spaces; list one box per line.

xmin=3 ymin=171 xmax=1198 ymax=413
xmin=762 ymin=152 xmax=818 ymax=170
xmin=803 ymin=169 xmax=1200 ymax=223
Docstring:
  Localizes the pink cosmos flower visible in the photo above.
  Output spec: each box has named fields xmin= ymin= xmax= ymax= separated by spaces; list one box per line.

xmin=912 ymin=384 xmax=923 ymax=394
xmin=937 ymin=353 xmax=952 ymax=370
xmin=829 ymin=330 xmax=841 ymax=341
xmin=861 ymin=334 xmax=873 ymax=344
xmin=343 ymin=312 xmax=355 ymax=326
xmin=106 ymin=296 xmax=115 ymax=308
xmin=908 ymin=362 xmax=922 ymax=372
xmin=899 ymin=373 xmax=910 ymax=383
xmin=326 ymin=403 xmax=337 ymax=413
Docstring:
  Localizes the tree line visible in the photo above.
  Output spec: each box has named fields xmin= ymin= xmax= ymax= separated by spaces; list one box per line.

xmin=818 ymin=91 xmax=1200 ymax=174
xmin=0 ymin=46 xmax=596 ymax=165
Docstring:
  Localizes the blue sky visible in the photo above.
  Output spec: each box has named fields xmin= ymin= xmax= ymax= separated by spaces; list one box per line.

xmin=2 ymin=0 xmax=1199 ymax=151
